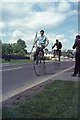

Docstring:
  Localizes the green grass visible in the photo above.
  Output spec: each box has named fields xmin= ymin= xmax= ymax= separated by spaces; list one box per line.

xmin=2 ymin=80 xmax=79 ymax=118
xmin=0 ymin=109 xmax=2 ymax=119
xmin=1 ymin=59 xmax=32 ymax=64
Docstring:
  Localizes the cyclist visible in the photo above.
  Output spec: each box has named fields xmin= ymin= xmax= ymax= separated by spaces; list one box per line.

xmin=52 ymin=39 xmax=62 ymax=61
xmin=33 ymin=30 xmax=49 ymax=63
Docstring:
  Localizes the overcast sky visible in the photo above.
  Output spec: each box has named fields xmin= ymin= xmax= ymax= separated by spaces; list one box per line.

xmin=0 ymin=0 xmax=79 ymax=51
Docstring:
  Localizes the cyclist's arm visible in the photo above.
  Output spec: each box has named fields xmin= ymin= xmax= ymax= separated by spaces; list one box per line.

xmin=73 ymin=43 xmax=76 ymax=49
xmin=73 ymin=39 xmax=77 ymax=49
xmin=52 ymin=43 xmax=56 ymax=49
xmin=45 ymin=38 xmax=49 ymax=47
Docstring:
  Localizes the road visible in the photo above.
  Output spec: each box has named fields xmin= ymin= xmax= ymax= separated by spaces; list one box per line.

xmin=1 ymin=60 xmax=75 ymax=101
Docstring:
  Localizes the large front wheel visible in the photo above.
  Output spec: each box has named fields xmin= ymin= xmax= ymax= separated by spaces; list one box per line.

xmin=34 ymin=58 xmax=46 ymax=76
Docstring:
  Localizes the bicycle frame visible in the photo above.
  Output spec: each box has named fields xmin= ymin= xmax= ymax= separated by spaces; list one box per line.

xmin=53 ymin=49 xmax=61 ymax=62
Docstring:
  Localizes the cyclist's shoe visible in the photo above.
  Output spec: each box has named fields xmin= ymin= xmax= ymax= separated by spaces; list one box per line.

xmin=71 ymin=74 xmax=77 ymax=77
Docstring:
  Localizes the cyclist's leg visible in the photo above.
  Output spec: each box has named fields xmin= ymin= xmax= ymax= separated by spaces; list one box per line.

xmin=78 ymin=52 xmax=80 ymax=76
xmin=36 ymin=47 xmax=40 ymax=64
xmin=34 ymin=52 xmax=36 ymax=60
xmin=40 ymin=48 xmax=45 ymax=63
xmin=42 ymin=50 xmax=45 ymax=62
xmin=40 ymin=47 xmax=44 ymax=57
xmin=34 ymin=47 xmax=40 ymax=60
xmin=59 ymin=50 xmax=61 ymax=62
xmin=54 ymin=50 xmax=55 ymax=57
xmin=74 ymin=52 xmax=79 ymax=75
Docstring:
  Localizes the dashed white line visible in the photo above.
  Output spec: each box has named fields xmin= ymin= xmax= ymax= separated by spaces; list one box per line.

xmin=1 ymin=66 xmax=24 ymax=71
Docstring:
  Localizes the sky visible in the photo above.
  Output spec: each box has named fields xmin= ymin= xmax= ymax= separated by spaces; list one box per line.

xmin=0 ymin=0 xmax=79 ymax=52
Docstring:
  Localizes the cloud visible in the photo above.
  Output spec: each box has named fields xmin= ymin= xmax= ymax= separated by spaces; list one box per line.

xmin=0 ymin=21 xmax=6 ymax=31
xmin=2 ymin=3 xmax=35 ymax=21
xmin=24 ymin=11 xmax=66 ymax=30
xmin=67 ymin=0 xmax=78 ymax=2
xmin=1 ymin=0 xmax=78 ymax=2
xmin=2 ymin=2 xmax=78 ymax=51
xmin=70 ymin=29 xmax=78 ymax=39
xmin=47 ymin=33 xmax=67 ymax=43
xmin=8 ymin=30 xmax=36 ymax=45
xmin=0 ymin=3 xmax=2 ymax=20
xmin=71 ymin=33 xmax=78 ymax=39
xmin=58 ymin=0 xmax=71 ymax=12
xmin=7 ymin=2 xmax=77 ymax=32
xmin=1 ymin=0 xmax=57 ymax=3
xmin=8 ymin=30 xmax=26 ymax=43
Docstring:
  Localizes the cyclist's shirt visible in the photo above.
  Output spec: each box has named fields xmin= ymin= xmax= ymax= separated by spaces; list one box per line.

xmin=37 ymin=35 xmax=47 ymax=46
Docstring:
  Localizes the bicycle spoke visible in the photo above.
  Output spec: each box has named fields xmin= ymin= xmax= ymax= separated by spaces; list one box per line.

xmin=34 ymin=60 xmax=42 ymax=76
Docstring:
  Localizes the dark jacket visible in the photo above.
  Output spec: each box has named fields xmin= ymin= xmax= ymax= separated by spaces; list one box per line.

xmin=73 ymin=39 xmax=80 ymax=51
xmin=52 ymin=42 xmax=62 ymax=50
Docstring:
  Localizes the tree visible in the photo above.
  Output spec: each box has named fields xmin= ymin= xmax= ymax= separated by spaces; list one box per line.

xmin=2 ymin=39 xmax=27 ymax=56
xmin=16 ymin=39 xmax=27 ymax=55
xmin=17 ymin=39 xmax=26 ymax=48
xmin=66 ymin=49 xmax=74 ymax=58
xmin=11 ymin=43 xmax=18 ymax=55
xmin=12 ymin=39 xmax=27 ymax=55
xmin=2 ymin=43 xmax=13 ymax=55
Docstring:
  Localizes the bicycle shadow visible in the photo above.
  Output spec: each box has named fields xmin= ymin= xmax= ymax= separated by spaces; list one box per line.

xmin=45 ymin=60 xmax=67 ymax=75
xmin=45 ymin=62 xmax=59 ymax=75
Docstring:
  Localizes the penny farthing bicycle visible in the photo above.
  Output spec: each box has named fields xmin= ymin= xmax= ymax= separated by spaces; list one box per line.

xmin=30 ymin=32 xmax=46 ymax=76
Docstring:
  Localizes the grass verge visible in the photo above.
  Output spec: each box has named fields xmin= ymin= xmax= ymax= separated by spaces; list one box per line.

xmin=1 ymin=59 xmax=32 ymax=64
xmin=2 ymin=80 xmax=79 ymax=118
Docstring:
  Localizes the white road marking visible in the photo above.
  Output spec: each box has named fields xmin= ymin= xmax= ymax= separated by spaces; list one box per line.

xmin=1 ymin=67 xmax=25 ymax=71
xmin=2 ymin=64 xmax=16 ymax=66
xmin=1 ymin=66 xmax=74 ymax=102
xmin=1 ymin=60 xmax=74 ymax=72
xmin=2 ymin=63 xmax=29 ymax=66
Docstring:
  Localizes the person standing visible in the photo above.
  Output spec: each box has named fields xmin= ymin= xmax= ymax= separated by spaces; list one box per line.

xmin=71 ymin=35 xmax=80 ymax=77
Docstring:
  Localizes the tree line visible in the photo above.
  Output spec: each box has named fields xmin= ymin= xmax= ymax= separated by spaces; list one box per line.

xmin=0 ymin=39 xmax=27 ymax=56
xmin=0 ymin=39 xmax=74 ymax=58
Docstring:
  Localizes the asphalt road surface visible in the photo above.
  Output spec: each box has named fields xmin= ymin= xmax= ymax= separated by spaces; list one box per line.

xmin=1 ymin=60 xmax=75 ymax=101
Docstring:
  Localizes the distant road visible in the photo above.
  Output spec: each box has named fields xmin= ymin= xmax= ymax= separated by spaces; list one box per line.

xmin=2 ymin=60 xmax=75 ymax=101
